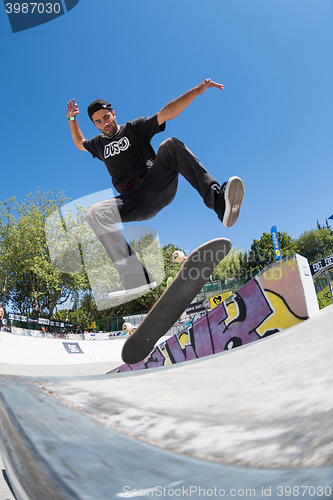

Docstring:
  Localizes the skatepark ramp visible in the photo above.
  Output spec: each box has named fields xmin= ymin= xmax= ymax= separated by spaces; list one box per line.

xmin=116 ymin=253 xmax=320 ymax=372
xmin=0 ymin=331 xmax=127 ymax=376
xmin=0 ymin=254 xmax=332 ymax=499
xmin=0 ymin=306 xmax=332 ymax=499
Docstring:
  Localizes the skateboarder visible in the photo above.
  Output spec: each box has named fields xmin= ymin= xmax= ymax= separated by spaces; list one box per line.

xmin=66 ymin=79 xmax=244 ymax=298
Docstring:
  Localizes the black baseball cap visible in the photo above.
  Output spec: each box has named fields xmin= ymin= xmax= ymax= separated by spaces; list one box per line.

xmin=87 ymin=99 xmax=113 ymax=121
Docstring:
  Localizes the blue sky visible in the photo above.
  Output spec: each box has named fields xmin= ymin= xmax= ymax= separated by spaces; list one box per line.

xmin=1 ymin=0 xmax=333 ymax=256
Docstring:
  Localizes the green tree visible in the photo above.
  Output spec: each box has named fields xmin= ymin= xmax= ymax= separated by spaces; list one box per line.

xmin=55 ymin=290 xmax=96 ymax=328
xmin=241 ymin=231 xmax=298 ymax=279
xmin=295 ymin=226 xmax=333 ymax=263
xmin=1 ymin=189 xmax=90 ymax=318
xmin=212 ymin=247 xmax=244 ymax=282
xmin=316 ymin=219 xmax=333 ymax=233
xmin=0 ymin=197 xmax=26 ymax=307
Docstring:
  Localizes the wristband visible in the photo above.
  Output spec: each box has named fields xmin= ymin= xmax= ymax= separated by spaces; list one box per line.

xmin=68 ymin=116 xmax=76 ymax=121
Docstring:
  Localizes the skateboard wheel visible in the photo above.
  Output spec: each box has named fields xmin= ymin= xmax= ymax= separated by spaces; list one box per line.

xmin=122 ymin=322 xmax=133 ymax=334
xmin=172 ymin=250 xmax=185 ymax=263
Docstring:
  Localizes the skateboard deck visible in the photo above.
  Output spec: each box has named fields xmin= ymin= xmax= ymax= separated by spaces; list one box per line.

xmin=121 ymin=238 xmax=232 ymax=365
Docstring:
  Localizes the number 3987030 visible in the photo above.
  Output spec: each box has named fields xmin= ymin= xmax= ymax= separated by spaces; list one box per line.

xmin=5 ymin=3 xmax=61 ymax=14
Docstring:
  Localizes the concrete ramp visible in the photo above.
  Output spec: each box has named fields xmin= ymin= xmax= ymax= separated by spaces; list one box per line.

xmin=0 ymin=254 xmax=331 ymax=499
xmin=116 ymin=254 xmax=319 ymax=372
xmin=0 ymin=305 xmax=332 ymax=499
xmin=0 ymin=332 xmax=126 ymax=376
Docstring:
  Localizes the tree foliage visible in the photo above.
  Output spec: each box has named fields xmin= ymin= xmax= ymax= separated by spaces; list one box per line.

xmin=0 ymin=189 xmax=90 ymax=318
xmin=239 ymin=231 xmax=298 ymax=280
xmin=212 ymin=247 xmax=243 ymax=282
xmin=0 ymin=197 xmax=25 ymax=307
xmin=295 ymin=226 xmax=333 ymax=262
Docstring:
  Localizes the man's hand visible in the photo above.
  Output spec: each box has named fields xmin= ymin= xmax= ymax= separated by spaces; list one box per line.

xmin=157 ymin=78 xmax=224 ymax=125
xmin=67 ymin=98 xmax=80 ymax=119
xmin=196 ymin=78 xmax=224 ymax=94
xmin=66 ymin=98 xmax=87 ymax=151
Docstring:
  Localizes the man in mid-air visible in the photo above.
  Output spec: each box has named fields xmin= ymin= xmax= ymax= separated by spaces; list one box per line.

xmin=66 ymin=78 xmax=244 ymax=298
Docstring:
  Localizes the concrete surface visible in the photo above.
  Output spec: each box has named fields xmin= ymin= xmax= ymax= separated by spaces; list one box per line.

xmin=0 ymin=331 xmax=126 ymax=366
xmin=40 ymin=305 xmax=333 ymax=469
xmin=0 ymin=360 xmax=120 ymax=377
xmin=0 ymin=453 xmax=15 ymax=500
xmin=0 ymin=306 xmax=332 ymax=499
xmin=0 ymin=333 xmax=171 ymax=376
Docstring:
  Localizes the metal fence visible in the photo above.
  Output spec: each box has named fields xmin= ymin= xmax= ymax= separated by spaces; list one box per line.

xmin=196 ymin=277 xmax=249 ymax=302
xmin=93 ymin=311 xmax=148 ymax=332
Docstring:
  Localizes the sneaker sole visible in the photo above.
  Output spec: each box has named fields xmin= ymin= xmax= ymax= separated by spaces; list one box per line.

xmin=222 ymin=176 xmax=245 ymax=228
xmin=108 ymin=281 xmax=157 ymax=299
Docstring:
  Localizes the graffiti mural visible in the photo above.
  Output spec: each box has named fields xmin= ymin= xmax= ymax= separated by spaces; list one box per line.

xmin=317 ymin=286 xmax=333 ymax=309
xmin=116 ymin=256 xmax=311 ymax=373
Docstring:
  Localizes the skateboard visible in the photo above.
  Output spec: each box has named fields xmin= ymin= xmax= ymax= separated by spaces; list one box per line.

xmin=121 ymin=238 xmax=232 ymax=365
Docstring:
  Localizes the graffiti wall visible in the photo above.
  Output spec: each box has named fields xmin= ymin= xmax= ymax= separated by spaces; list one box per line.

xmin=116 ymin=254 xmax=318 ymax=373
xmin=316 ymin=284 xmax=333 ymax=309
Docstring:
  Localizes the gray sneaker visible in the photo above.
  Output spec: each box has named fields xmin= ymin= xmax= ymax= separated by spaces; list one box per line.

xmin=108 ymin=272 xmax=157 ymax=299
xmin=215 ymin=176 xmax=244 ymax=228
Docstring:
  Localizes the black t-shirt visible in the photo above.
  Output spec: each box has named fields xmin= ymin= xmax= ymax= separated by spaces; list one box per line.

xmin=83 ymin=114 xmax=165 ymax=194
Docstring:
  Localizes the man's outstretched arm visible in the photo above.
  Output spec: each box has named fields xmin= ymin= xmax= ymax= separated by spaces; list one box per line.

xmin=67 ymin=99 xmax=87 ymax=151
xmin=157 ymin=78 xmax=224 ymax=126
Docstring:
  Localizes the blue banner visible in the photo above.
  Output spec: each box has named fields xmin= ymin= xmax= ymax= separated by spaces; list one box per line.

xmin=271 ymin=226 xmax=282 ymax=260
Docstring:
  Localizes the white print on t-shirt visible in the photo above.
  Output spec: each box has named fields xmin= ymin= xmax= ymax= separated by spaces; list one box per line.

xmin=104 ymin=137 xmax=130 ymax=158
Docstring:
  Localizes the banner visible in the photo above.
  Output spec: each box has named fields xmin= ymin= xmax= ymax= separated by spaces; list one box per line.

xmin=186 ymin=299 xmax=210 ymax=315
xmin=209 ymin=291 xmax=233 ymax=309
xmin=8 ymin=313 xmax=27 ymax=322
xmin=8 ymin=313 xmax=69 ymax=328
xmin=310 ymin=254 xmax=333 ymax=276
xmin=271 ymin=226 xmax=281 ymax=260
